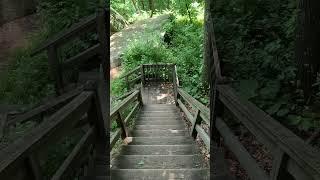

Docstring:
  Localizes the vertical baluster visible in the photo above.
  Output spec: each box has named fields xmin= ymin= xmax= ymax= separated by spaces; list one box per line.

xmin=48 ymin=45 xmax=63 ymax=95
xmin=140 ymin=65 xmax=145 ymax=85
xmin=26 ymin=154 xmax=43 ymax=180
xmin=270 ymin=149 xmax=295 ymax=180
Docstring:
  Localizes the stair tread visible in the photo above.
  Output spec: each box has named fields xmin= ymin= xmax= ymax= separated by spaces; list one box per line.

xmin=120 ymin=145 xmax=200 ymax=155
xmin=136 ymin=120 xmax=185 ymax=125
xmin=112 ymin=155 xmax=207 ymax=169
xmin=128 ymin=136 xmax=194 ymax=145
xmin=111 ymin=169 xmax=209 ymax=180
xmin=131 ymin=130 xmax=188 ymax=137
xmin=134 ymin=125 xmax=186 ymax=130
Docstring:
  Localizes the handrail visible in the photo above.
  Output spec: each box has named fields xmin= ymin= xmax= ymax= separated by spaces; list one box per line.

xmin=0 ymin=88 xmax=107 ymax=179
xmin=177 ymin=84 xmax=320 ymax=179
xmin=120 ymin=66 xmax=141 ymax=79
xmin=31 ymin=14 xmax=97 ymax=56
xmin=110 ymin=89 xmax=142 ymax=149
xmin=217 ymin=84 xmax=320 ymax=180
xmin=177 ymin=88 xmax=210 ymax=149
xmin=30 ymin=8 xmax=109 ymax=95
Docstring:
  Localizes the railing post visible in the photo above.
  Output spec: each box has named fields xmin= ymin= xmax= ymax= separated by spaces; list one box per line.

xmin=48 ymin=45 xmax=64 ymax=95
xmin=0 ymin=113 xmax=7 ymax=140
xmin=86 ymin=65 xmax=109 ymax=176
xmin=140 ymin=65 xmax=145 ymax=85
xmin=96 ymin=8 xmax=109 ymax=80
xmin=172 ymin=64 xmax=178 ymax=105
xmin=117 ymin=111 xmax=128 ymax=139
xmin=26 ymin=154 xmax=43 ymax=180
xmin=138 ymin=88 xmax=143 ymax=106
xmin=270 ymin=149 xmax=294 ymax=180
xmin=125 ymin=76 xmax=130 ymax=90
xmin=190 ymin=109 xmax=201 ymax=138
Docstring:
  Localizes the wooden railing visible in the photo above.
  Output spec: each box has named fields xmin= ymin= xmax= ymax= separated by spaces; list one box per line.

xmin=120 ymin=63 xmax=178 ymax=103
xmin=120 ymin=66 xmax=141 ymax=90
xmin=177 ymin=85 xmax=320 ymax=180
xmin=110 ymin=89 xmax=143 ymax=149
xmin=0 ymin=84 xmax=89 ymax=141
xmin=201 ymin=1 xmax=320 ymax=178
xmin=0 ymin=81 xmax=107 ymax=179
xmin=31 ymin=8 xmax=109 ymax=95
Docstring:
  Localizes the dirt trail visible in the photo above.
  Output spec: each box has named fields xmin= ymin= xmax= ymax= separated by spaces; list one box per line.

xmin=0 ymin=14 xmax=39 ymax=73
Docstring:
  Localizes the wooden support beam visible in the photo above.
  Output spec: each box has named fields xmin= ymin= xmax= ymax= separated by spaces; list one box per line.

xmin=116 ymin=111 xmax=128 ymax=139
xmin=0 ymin=113 xmax=7 ymax=140
xmin=172 ymin=64 xmax=178 ymax=105
xmin=96 ymin=8 xmax=109 ymax=80
xmin=190 ymin=109 xmax=201 ymax=138
xmin=140 ymin=65 xmax=145 ymax=85
xmin=270 ymin=149 xmax=294 ymax=180
xmin=48 ymin=45 xmax=64 ymax=95
xmin=26 ymin=154 xmax=43 ymax=180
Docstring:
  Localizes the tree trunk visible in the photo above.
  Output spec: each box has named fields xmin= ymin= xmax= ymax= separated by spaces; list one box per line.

xmin=131 ymin=0 xmax=139 ymax=13
xmin=141 ymin=0 xmax=145 ymax=10
xmin=148 ymin=0 xmax=154 ymax=17
xmin=296 ymin=0 xmax=320 ymax=104
xmin=202 ymin=0 xmax=213 ymax=86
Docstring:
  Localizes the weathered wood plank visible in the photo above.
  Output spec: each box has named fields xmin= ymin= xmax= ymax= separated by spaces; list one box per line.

xmin=96 ymin=8 xmax=109 ymax=80
xmin=0 ymin=92 xmax=93 ymax=179
xmin=217 ymin=84 xmax=320 ymax=179
xmin=48 ymin=45 xmax=64 ymax=95
xmin=177 ymin=99 xmax=193 ymax=123
xmin=190 ymin=109 xmax=200 ymax=138
xmin=0 ymin=113 xmax=7 ymax=140
xmin=215 ymin=117 xmax=268 ymax=180
xmin=32 ymin=14 xmax=97 ymax=55
xmin=52 ymin=128 xmax=94 ymax=180
xmin=63 ymin=44 xmax=100 ymax=69
xmin=124 ymin=102 xmax=140 ymax=124
xmin=172 ymin=65 xmax=178 ymax=105
xmin=110 ymin=90 xmax=139 ymax=119
xmin=195 ymin=125 xmax=210 ymax=150
xmin=270 ymin=149 xmax=293 ymax=180
xmin=7 ymin=86 xmax=85 ymax=126
xmin=178 ymin=88 xmax=209 ymax=123
xmin=110 ymin=129 xmax=121 ymax=149
xmin=26 ymin=154 xmax=43 ymax=180
xmin=120 ymin=66 xmax=141 ymax=79
xmin=116 ymin=112 xmax=128 ymax=139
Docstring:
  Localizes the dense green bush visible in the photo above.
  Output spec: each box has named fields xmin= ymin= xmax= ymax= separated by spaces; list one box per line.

xmin=212 ymin=0 xmax=318 ymax=131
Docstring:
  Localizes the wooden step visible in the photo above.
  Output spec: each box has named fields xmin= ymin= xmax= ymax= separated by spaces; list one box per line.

xmin=111 ymin=169 xmax=209 ymax=180
xmin=136 ymin=120 xmax=184 ymax=125
xmin=139 ymin=116 xmax=180 ymax=119
xmin=112 ymin=155 xmax=206 ymax=169
xmin=131 ymin=130 xmax=188 ymax=137
xmin=134 ymin=125 xmax=186 ymax=130
xmin=120 ymin=145 xmax=199 ymax=155
xmin=138 ymin=116 xmax=181 ymax=120
xmin=139 ymin=112 xmax=179 ymax=115
xmin=129 ymin=137 xmax=194 ymax=145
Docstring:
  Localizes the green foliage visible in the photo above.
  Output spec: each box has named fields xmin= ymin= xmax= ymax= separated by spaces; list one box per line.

xmin=0 ymin=0 xmax=100 ymax=105
xmin=212 ymin=0 xmax=309 ymax=128
xmin=112 ymin=11 xmax=207 ymax=104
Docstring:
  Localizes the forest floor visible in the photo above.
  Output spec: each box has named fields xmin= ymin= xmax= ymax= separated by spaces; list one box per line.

xmin=0 ymin=14 xmax=39 ymax=73
xmin=110 ymin=14 xmax=169 ymax=75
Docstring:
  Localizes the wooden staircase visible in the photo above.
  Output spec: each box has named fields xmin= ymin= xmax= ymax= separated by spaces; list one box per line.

xmin=111 ymin=104 xmax=209 ymax=180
